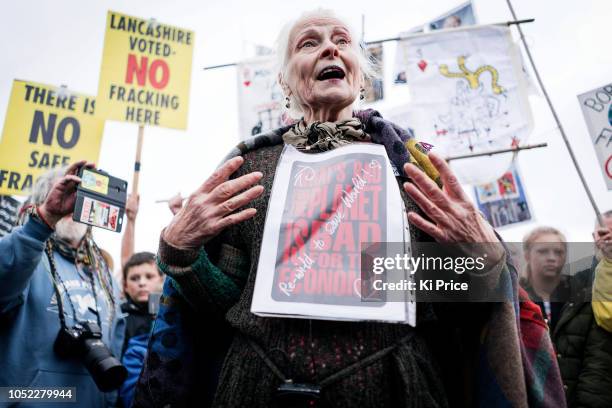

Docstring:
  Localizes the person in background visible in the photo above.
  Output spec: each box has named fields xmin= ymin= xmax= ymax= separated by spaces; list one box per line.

xmin=121 ymin=193 xmax=140 ymax=270
xmin=118 ymin=251 xmax=164 ymax=408
xmin=521 ymin=225 xmax=612 ymax=407
xmin=591 ymin=211 xmax=612 ymax=332
xmin=120 ymin=252 xmax=164 ymax=353
xmin=0 ymin=162 xmax=125 ymax=407
xmin=520 ymin=227 xmax=567 ymax=325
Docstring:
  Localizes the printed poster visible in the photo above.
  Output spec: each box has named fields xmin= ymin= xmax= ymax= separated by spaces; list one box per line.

xmin=428 ymin=1 xmax=477 ymax=31
xmin=474 ymin=163 xmax=532 ymax=228
xmin=251 ymin=144 xmax=415 ymax=325
xmin=80 ymin=196 xmax=120 ymax=231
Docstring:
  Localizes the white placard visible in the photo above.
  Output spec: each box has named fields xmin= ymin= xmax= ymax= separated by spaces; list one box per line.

xmin=251 ymin=144 xmax=415 ymax=326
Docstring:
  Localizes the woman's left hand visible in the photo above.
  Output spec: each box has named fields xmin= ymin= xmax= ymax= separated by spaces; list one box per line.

xmin=403 ymin=152 xmax=504 ymax=264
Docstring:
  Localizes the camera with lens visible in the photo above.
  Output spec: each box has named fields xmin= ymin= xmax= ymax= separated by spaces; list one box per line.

xmin=54 ymin=321 xmax=127 ymax=391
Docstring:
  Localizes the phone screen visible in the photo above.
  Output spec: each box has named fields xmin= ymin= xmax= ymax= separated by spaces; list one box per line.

xmin=81 ymin=169 xmax=110 ymax=195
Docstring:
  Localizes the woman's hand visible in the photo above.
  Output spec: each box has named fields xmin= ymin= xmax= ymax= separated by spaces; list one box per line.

xmin=403 ymin=152 xmax=504 ymax=264
xmin=38 ymin=160 xmax=95 ymax=228
xmin=162 ymin=156 xmax=264 ymax=250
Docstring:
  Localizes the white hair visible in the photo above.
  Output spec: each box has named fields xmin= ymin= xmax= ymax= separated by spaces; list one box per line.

xmin=30 ymin=167 xmax=66 ymax=205
xmin=275 ymin=8 xmax=379 ymax=119
xmin=16 ymin=166 xmax=65 ymax=226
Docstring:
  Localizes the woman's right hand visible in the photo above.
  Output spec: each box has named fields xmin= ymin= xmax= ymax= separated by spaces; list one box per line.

xmin=162 ymin=156 xmax=264 ymax=250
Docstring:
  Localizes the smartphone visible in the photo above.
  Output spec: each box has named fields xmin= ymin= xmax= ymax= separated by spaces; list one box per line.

xmin=73 ymin=167 xmax=128 ymax=232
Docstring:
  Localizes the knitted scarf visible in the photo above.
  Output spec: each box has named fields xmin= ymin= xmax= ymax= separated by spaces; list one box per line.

xmin=281 ymin=117 xmax=370 ymax=151
xmin=48 ymin=229 xmax=117 ymax=323
xmin=50 ymin=234 xmax=91 ymax=264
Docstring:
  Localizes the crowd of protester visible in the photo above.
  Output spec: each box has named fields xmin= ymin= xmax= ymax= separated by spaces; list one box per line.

xmin=0 ymin=8 xmax=611 ymax=407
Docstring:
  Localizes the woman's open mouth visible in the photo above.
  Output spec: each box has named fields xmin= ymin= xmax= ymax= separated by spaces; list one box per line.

xmin=316 ymin=65 xmax=346 ymax=81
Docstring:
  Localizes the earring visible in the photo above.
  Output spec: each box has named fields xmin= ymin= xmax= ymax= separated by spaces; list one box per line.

xmin=285 ymin=96 xmax=291 ymax=109
xmin=359 ymin=87 xmax=366 ymax=100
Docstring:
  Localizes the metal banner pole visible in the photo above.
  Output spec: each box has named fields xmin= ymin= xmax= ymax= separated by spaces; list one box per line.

xmin=505 ymin=0 xmax=603 ymax=225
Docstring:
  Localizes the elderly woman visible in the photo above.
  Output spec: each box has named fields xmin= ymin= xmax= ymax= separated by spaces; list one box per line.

xmin=133 ymin=9 xmax=555 ymax=408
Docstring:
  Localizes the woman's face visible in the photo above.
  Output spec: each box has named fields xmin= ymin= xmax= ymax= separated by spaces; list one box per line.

xmin=284 ymin=16 xmax=362 ymax=115
xmin=525 ymin=233 xmax=566 ymax=281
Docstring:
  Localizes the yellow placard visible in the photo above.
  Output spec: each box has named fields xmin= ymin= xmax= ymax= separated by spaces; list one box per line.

xmin=96 ymin=10 xmax=194 ymax=130
xmin=0 ymin=80 xmax=105 ymax=196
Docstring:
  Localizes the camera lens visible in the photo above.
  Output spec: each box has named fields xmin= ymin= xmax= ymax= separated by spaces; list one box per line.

xmin=82 ymin=338 xmax=127 ymax=391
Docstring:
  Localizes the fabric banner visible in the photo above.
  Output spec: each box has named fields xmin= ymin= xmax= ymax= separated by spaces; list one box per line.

xmin=474 ymin=163 xmax=532 ymax=228
xmin=393 ymin=26 xmax=425 ymax=85
xmin=0 ymin=195 xmax=19 ymax=237
xmin=96 ymin=11 xmax=194 ymax=129
xmin=251 ymin=144 xmax=415 ymax=325
xmin=577 ymin=83 xmax=612 ymax=190
xmin=237 ymin=56 xmax=291 ymax=140
xmin=394 ymin=1 xmax=476 ymax=84
xmin=0 ymin=80 xmax=104 ymax=196
xmin=401 ymin=24 xmax=533 ymax=184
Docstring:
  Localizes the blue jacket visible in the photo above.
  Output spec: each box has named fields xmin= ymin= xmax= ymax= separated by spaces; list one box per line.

xmin=0 ymin=217 xmax=125 ymax=407
xmin=119 ymin=333 xmax=148 ymax=408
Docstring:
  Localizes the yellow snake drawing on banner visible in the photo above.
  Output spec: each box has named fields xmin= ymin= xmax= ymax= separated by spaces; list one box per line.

xmin=439 ymin=56 xmax=504 ymax=95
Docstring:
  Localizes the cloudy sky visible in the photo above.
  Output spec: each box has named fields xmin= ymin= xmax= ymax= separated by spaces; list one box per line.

xmin=1 ymin=0 xmax=611 ymax=276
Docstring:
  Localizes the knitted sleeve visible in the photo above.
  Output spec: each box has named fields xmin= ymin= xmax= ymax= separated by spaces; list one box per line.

xmin=157 ymin=235 xmax=249 ymax=314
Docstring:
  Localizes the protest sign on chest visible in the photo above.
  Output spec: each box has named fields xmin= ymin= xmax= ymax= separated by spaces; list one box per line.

xmin=0 ymin=80 xmax=104 ymax=196
xmin=251 ymin=144 xmax=415 ymax=325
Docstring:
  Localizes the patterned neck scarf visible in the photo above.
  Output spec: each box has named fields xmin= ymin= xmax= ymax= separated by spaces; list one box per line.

xmin=48 ymin=228 xmax=117 ymax=322
xmin=282 ymin=117 xmax=371 ymax=151
xmin=50 ymin=234 xmax=90 ymax=264
xmin=222 ymin=109 xmax=440 ymax=186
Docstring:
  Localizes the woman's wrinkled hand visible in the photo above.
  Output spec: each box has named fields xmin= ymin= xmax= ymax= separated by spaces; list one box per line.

xmin=403 ymin=152 xmax=504 ymax=265
xmin=39 ymin=160 xmax=95 ymax=228
xmin=162 ymin=156 xmax=264 ymax=250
